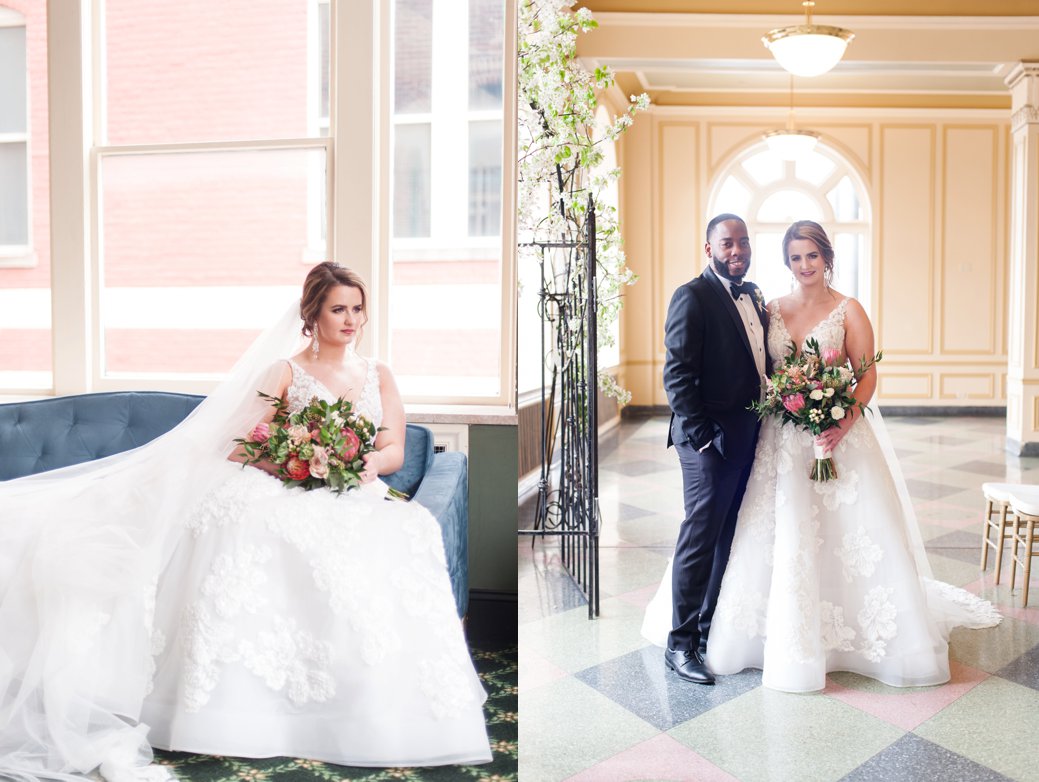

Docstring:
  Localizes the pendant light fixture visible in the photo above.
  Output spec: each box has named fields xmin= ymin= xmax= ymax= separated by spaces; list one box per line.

xmin=763 ymin=1 xmax=854 ymax=78
xmin=764 ymin=74 xmax=820 ymax=160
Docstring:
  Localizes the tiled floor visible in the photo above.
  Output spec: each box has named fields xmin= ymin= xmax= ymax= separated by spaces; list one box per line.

xmin=519 ymin=415 xmax=1039 ymax=782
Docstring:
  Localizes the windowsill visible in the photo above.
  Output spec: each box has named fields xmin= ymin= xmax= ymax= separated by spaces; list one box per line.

xmin=0 ymin=392 xmax=52 ymax=403
xmin=0 ymin=248 xmax=38 ymax=269
xmin=405 ymin=403 xmax=517 ymax=426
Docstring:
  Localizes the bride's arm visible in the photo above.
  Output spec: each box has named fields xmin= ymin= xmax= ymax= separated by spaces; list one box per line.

xmin=815 ymin=298 xmax=877 ymax=451
xmin=228 ymin=361 xmax=292 ymax=475
xmin=360 ymin=362 xmax=405 ymax=481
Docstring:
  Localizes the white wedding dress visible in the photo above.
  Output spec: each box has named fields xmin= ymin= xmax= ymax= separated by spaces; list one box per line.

xmin=643 ymin=298 xmax=1000 ymax=693
xmin=0 ymin=304 xmax=491 ymax=781
xmin=141 ymin=358 xmax=490 ymax=765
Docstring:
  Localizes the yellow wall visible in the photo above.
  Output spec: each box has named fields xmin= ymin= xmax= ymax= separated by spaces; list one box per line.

xmin=618 ymin=107 xmax=1011 ymax=408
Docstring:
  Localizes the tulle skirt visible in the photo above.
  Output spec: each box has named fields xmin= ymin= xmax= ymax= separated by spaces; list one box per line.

xmin=141 ymin=462 xmax=491 ymax=766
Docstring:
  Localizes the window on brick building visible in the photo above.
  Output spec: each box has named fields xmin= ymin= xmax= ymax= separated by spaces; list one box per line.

xmin=0 ymin=4 xmax=51 ymax=392
xmin=0 ymin=13 xmax=29 ymax=264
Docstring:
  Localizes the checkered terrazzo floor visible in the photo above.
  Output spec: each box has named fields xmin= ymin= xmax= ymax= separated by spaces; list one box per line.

xmin=519 ymin=415 xmax=1039 ymax=782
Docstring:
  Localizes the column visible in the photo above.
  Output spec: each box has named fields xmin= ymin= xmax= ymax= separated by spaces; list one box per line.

xmin=47 ymin=0 xmax=92 ymax=394
xmin=1005 ymin=62 xmax=1039 ymax=455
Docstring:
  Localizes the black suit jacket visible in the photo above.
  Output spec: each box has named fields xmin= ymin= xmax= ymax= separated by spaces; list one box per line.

xmin=663 ymin=267 xmax=771 ymax=466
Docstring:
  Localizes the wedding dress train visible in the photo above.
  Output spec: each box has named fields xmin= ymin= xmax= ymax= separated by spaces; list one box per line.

xmin=0 ymin=305 xmax=490 ymax=781
xmin=642 ymin=298 xmax=1000 ymax=693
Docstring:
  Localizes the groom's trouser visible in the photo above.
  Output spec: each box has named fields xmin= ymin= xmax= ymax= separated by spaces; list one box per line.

xmin=668 ymin=441 xmax=753 ymax=651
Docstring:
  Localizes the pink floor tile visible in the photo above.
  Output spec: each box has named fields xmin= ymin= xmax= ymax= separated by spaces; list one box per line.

xmin=564 ymin=733 xmax=738 ymax=782
xmin=519 ymin=647 xmax=570 ymax=691
xmin=825 ymin=659 xmax=989 ymax=731
xmin=614 ymin=582 xmax=660 ymax=611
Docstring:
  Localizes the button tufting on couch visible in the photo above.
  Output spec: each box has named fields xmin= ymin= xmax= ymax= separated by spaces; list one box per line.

xmin=0 ymin=391 xmax=470 ymax=616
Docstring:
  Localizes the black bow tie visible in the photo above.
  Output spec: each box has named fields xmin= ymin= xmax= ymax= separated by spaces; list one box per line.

xmin=729 ymin=282 xmax=753 ymax=300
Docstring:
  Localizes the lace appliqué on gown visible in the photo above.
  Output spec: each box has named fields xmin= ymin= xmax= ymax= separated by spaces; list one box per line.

xmin=285 ymin=357 xmax=384 ymax=429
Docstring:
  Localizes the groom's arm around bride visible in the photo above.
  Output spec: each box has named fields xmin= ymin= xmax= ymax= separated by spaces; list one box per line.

xmin=662 ymin=213 xmax=768 ymax=685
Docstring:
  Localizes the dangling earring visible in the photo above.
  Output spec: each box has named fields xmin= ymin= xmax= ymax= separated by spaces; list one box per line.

xmin=311 ymin=326 xmax=320 ymax=357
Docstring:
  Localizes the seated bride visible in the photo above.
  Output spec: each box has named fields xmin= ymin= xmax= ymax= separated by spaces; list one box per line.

xmin=0 ymin=262 xmax=492 ymax=780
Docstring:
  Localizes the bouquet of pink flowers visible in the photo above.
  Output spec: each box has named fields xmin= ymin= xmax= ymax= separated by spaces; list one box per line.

xmin=751 ymin=338 xmax=882 ymax=481
xmin=236 ymin=391 xmax=405 ymax=497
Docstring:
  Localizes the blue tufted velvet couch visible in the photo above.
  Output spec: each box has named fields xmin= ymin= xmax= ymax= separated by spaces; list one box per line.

xmin=0 ymin=391 xmax=470 ymax=616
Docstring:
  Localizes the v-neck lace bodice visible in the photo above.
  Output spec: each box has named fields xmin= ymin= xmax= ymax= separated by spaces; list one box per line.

xmin=768 ymin=298 xmax=849 ymax=365
xmin=285 ymin=358 xmax=383 ymax=429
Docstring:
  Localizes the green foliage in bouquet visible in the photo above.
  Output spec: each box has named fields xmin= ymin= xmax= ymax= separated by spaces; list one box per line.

xmin=236 ymin=391 xmax=390 ymax=496
xmin=751 ymin=338 xmax=883 ymax=481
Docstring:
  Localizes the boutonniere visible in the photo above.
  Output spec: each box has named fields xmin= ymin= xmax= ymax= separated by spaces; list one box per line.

xmin=752 ymin=288 xmax=765 ymax=313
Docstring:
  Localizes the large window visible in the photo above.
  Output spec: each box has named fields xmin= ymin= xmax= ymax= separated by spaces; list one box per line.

xmin=710 ymin=143 xmax=870 ymax=308
xmin=388 ymin=0 xmax=506 ymax=401
xmin=8 ymin=1 xmax=516 ymax=408
xmin=0 ymin=3 xmax=50 ymax=391
xmin=96 ymin=0 xmax=330 ymax=383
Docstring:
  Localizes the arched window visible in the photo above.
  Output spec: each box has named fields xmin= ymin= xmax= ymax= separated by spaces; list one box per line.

xmin=708 ymin=142 xmax=871 ymax=309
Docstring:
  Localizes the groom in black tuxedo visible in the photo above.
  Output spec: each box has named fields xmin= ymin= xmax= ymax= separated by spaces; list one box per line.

xmin=663 ymin=213 xmax=769 ymax=685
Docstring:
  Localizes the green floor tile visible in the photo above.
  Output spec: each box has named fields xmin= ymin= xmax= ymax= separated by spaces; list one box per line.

xmin=669 ymin=687 xmax=904 ymax=782
xmin=520 ymin=676 xmax=657 ymax=780
xmin=518 ymin=596 xmax=654 ymax=674
xmin=949 ymin=616 xmax=1039 ymax=674
xmin=914 ymin=676 xmax=1039 ymax=781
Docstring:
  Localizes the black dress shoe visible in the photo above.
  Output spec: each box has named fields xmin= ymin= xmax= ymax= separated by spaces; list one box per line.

xmin=698 ymin=638 xmax=708 ymax=657
xmin=664 ymin=647 xmax=715 ymax=685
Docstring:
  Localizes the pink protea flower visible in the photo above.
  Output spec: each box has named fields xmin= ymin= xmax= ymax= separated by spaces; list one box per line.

xmin=284 ymin=456 xmax=311 ymax=481
xmin=250 ymin=422 xmax=271 ymax=443
xmin=822 ymin=347 xmax=842 ymax=366
xmin=339 ymin=428 xmax=361 ymax=462
xmin=782 ymin=393 xmax=806 ymax=414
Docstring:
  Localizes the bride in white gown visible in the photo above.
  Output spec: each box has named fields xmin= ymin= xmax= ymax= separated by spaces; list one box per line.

xmin=643 ymin=221 xmax=999 ymax=693
xmin=0 ymin=263 xmax=491 ymax=780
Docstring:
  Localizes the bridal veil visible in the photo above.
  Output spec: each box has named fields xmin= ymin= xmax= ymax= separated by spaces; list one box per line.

xmin=0 ymin=302 xmax=307 ymax=780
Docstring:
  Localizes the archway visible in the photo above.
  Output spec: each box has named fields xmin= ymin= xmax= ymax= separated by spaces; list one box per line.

xmin=708 ymin=141 xmax=872 ymax=310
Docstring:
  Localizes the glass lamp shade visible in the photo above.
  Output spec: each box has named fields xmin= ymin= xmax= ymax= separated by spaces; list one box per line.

xmin=764 ymin=129 xmax=820 ymax=160
xmin=762 ymin=25 xmax=853 ymax=78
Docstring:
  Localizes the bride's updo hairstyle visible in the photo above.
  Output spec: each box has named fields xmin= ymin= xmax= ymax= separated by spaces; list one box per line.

xmin=300 ymin=261 xmax=369 ymax=339
xmin=782 ymin=220 xmax=835 ymax=286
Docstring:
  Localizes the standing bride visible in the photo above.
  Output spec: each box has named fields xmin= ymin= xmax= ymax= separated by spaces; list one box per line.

xmin=643 ymin=221 xmax=999 ymax=693
xmin=0 ymin=262 xmax=491 ymax=780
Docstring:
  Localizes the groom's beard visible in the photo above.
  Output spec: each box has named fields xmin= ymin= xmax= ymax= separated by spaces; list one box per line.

xmin=712 ymin=255 xmax=751 ymax=283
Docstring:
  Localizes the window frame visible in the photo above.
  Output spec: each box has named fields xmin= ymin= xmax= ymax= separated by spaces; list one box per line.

xmin=707 ymin=139 xmax=872 ymax=312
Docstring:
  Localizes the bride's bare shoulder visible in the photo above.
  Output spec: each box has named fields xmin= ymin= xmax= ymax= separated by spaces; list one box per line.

xmin=833 ymin=293 xmax=866 ymax=315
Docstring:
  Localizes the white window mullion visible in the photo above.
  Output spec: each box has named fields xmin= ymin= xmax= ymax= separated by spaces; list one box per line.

xmin=333 ymin=0 xmax=379 ymax=352
xmin=48 ymin=0 xmax=93 ymax=395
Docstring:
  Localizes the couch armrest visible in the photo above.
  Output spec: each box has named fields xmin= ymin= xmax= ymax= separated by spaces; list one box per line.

xmin=412 ymin=451 xmax=469 ymax=617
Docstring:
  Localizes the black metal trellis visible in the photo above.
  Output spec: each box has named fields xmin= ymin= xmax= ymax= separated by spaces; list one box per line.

xmin=518 ymin=195 xmax=601 ymax=619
